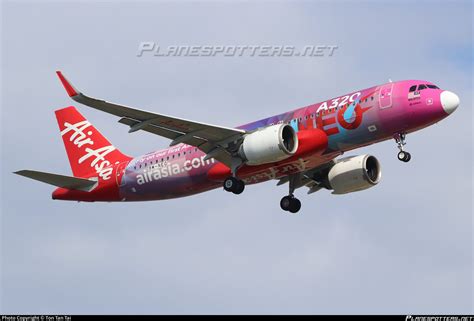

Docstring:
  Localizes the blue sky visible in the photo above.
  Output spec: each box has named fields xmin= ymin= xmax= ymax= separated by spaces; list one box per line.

xmin=1 ymin=0 xmax=472 ymax=314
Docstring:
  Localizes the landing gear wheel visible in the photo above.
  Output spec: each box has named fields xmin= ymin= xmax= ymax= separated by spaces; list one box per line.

xmin=288 ymin=198 xmax=301 ymax=213
xmin=397 ymin=151 xmax=411 ymax=162
xmin=223 ymin=177 xmax=237 ymax=192
xmin=223 ymin=177 xmax=245 ymax=194
xmin=405 ymin=152 xmax=411 ymax=162
xmin=234 ymin=180 xmax=245 ymax=194
xmin=280 ymin=196 xmax=292 ymax=211
xmin=280 ymin=196 xmax=301 ymax=213
xmin=397 ymin=151 xmax=406 ymax=161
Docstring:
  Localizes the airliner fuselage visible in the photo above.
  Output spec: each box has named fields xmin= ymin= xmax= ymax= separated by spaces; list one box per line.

xmin=16 ymin=73 xmax=459 ymax=213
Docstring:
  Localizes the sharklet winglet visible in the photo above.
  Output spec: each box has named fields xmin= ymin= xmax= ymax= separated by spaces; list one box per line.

xmin=56 ymin=71 xmax=79 ymax=97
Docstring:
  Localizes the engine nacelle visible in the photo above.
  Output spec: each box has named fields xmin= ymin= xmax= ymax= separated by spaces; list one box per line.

xmin=239 ymin=124 xmax=298 ymax=165
xmin=328 ymin=154 xmax=381 ymax=194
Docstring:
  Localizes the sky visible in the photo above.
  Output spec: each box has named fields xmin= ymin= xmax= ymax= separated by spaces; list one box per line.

xmin=1 ymin=0 xmax=472 ymax=315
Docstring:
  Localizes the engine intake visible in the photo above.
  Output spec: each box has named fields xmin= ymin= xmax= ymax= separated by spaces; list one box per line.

xmin=328 ymin=154 xmax=381 ymax=194
xmin=239 ymin=124 xmax=298 ymax=165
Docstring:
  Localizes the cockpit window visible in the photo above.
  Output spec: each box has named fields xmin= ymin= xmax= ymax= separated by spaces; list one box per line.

xmin=418 ymin=84 xmax=427 ymax=90
xmin=427 ymin=84 xmax=439 ymax=89
xmin=409 ymin=85 xmax=417 ymax=92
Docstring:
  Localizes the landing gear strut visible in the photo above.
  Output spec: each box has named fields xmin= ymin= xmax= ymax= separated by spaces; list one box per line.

xmin=280 ymin=173 xmax=302 ymax=213
xmin=223 ymin=157 xmax=245 ymax=194
xmin=394 ymin=133 xmax=411 ymax=162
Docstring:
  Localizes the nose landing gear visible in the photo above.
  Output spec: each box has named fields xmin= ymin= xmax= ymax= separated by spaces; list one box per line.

xmin=397 ymin=150 xmax=411 ymax=162
xmin=394 ymin=133 xmax=411 ymax=162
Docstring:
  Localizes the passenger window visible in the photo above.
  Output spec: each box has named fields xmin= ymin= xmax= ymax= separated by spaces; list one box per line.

xmin=409 ymin=85 xmax=417 ymax=92
xmin=418 ymin=84 xmax=427 ymax=90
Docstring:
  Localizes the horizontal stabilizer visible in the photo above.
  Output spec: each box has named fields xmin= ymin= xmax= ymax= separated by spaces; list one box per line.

xmin=14 ymin=170 xmax=98 ymax=192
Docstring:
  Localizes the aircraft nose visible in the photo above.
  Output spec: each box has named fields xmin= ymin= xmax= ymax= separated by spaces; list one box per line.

xmin=440 ymin=90 xmax=460 ymax=114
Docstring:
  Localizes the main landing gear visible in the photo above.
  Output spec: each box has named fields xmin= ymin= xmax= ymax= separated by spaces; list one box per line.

xmin=394 ymin=133 xmax=411 ymax=162
xmin=222 ymin=158 xmax=302 ymax=213
xmin=280 ymin=173 xmax=302 ymax=214
xmin=223 ymin=157 xmax=245 ymax=194
xmin=223 ymin=176 xmax=245 ymax=194
xmin=280 ymin=195 xmax=301 ymax=213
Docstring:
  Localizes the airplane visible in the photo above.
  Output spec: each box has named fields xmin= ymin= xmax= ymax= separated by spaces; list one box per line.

xmin=14 ymin=72 xmax=460 ymax=213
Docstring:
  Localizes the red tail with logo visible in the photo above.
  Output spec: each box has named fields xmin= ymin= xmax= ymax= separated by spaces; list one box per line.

xmin=55 ymin=106 xmax=130 ymax=178
xmin=53 ymin=106 xmax=131 ymax=201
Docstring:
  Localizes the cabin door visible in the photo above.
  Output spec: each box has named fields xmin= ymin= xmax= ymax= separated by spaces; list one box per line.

xmin=379 ymin=83 xmax=394 ymax=109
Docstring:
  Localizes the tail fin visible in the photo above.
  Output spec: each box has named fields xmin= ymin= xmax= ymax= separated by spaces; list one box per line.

xmin=55 ymin=106 xmax=131 ymax=179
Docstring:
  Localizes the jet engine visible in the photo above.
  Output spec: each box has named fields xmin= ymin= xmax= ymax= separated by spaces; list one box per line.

xmin=239 ymin=124 xmax=298 ymax=165
xmin=328 ymin=154 xmax=381 ymax=194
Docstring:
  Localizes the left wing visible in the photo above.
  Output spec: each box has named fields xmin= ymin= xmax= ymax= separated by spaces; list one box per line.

xmin=56 ymin=71 xmax=246 ymax=167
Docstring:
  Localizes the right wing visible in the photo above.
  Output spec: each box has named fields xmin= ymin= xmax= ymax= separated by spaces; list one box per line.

xmin=14 ymin=170 xmax=98 ymax=191
xmin=56 ymin=71 xmax=246 ymax=167
xmin=276 ymin=159 xmax=337 ymax=194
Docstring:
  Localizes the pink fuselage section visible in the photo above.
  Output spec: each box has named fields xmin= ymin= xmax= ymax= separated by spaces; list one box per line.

xmin=66 ymin=80 xmax=451 ymax=202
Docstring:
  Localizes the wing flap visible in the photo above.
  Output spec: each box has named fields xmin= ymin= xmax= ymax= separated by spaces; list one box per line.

xmin=118 ymin=117 xmax=183 ymax=141
xmin=118 ymin=117 xmax=233 ymax=167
